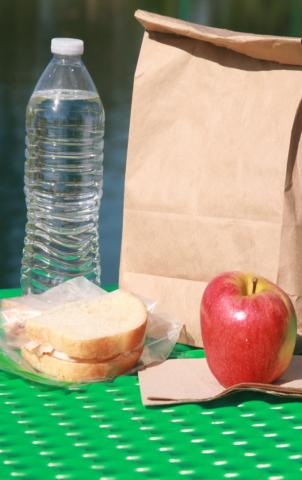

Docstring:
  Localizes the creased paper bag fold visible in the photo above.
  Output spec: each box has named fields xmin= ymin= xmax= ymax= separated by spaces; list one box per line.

xmin=138 ymin=357 xmax=302 ymax=406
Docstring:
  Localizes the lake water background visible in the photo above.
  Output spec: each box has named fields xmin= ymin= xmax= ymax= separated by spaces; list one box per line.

xmin=0 ymin=0 xmax=301 ymax=289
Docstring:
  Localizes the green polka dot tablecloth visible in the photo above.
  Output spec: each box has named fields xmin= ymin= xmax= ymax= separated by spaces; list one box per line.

xmin=0 ymin=288 xmax=302 ymax=480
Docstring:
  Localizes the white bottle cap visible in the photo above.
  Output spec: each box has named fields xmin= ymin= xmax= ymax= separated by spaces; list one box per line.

xmin=51 ymin=38 xmax=84 ymax=56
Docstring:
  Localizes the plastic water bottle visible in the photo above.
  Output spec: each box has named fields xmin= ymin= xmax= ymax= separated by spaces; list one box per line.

xmin=21 ymin=38 xmax=105 ymax=294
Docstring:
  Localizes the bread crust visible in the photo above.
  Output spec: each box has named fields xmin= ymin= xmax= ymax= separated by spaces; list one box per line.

xmin=22 ymin=347 xmax=143 ymax=382
xmin=23 ymin=290 xmax=148 ymax=361
xmin=1 ymin=298 xmax=19 ymax=309
xmin=24 ymin=320 xmax=147 ymax=361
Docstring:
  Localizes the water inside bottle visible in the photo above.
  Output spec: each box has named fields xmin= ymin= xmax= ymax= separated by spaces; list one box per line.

xmin=21 ymin=89 xmax=104 ymax=293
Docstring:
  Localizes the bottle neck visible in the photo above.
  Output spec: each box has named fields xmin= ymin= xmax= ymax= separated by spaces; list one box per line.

xmin=53 ymin=54 xmax=82 ymax=65
xmin=32 ymin=52 xmax=97 ymax=94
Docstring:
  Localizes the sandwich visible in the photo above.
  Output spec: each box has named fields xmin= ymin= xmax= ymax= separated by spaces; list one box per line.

xmin=19 ymin=289 xmax=147 ymax=382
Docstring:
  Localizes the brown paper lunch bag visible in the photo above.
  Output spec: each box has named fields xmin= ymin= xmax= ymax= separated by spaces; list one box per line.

xmin=119 ymin=9 xmax=302 ymax=348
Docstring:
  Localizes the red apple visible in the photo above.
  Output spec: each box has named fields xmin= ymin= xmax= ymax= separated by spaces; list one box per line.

xmin=201 ymin=272 xmax=297 ymax=387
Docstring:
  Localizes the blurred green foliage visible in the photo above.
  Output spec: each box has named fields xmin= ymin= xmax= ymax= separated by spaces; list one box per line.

xmin=210 ymin=0 xmax=302 ymax=36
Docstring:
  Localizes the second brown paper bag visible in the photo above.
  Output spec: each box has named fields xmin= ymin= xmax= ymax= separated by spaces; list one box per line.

xmin=119 ymin=10 xmax=302 ymax=348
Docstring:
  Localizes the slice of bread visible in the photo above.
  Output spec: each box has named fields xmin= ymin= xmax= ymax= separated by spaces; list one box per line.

xmin=23 ymin=290 xmax=147 ymax=361
xmin=22 ymin=346 xmax=143 ymax=382
xmin=1 ymin=298 xmax=21 ymax=309
xmin=2 ymin=297 xmax=52 ymax=336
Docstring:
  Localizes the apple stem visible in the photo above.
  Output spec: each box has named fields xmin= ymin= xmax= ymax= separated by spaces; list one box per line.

xmin=252 ymin=277 xmax=258 ymax=294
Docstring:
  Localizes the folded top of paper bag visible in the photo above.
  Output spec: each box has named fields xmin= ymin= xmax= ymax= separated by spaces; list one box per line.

xmin=138 ymin=357 xmax=302 ymax=406
xmin=135 ymin=9 xmax=302 ymax=66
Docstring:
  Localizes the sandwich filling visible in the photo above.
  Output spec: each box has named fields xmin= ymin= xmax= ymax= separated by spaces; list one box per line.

xmin=23 ymin=340 xmax=142 ymax=364
xmin=24 ymin=341 xmax=77 ymax=362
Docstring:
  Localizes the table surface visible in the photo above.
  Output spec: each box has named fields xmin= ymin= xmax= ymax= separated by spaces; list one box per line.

xmin=0 ymin=288 xmax=302 ymax=480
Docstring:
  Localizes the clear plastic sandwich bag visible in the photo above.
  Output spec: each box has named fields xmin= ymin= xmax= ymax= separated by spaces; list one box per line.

xmin=0 ymin=277 xmax=182 ymax=387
